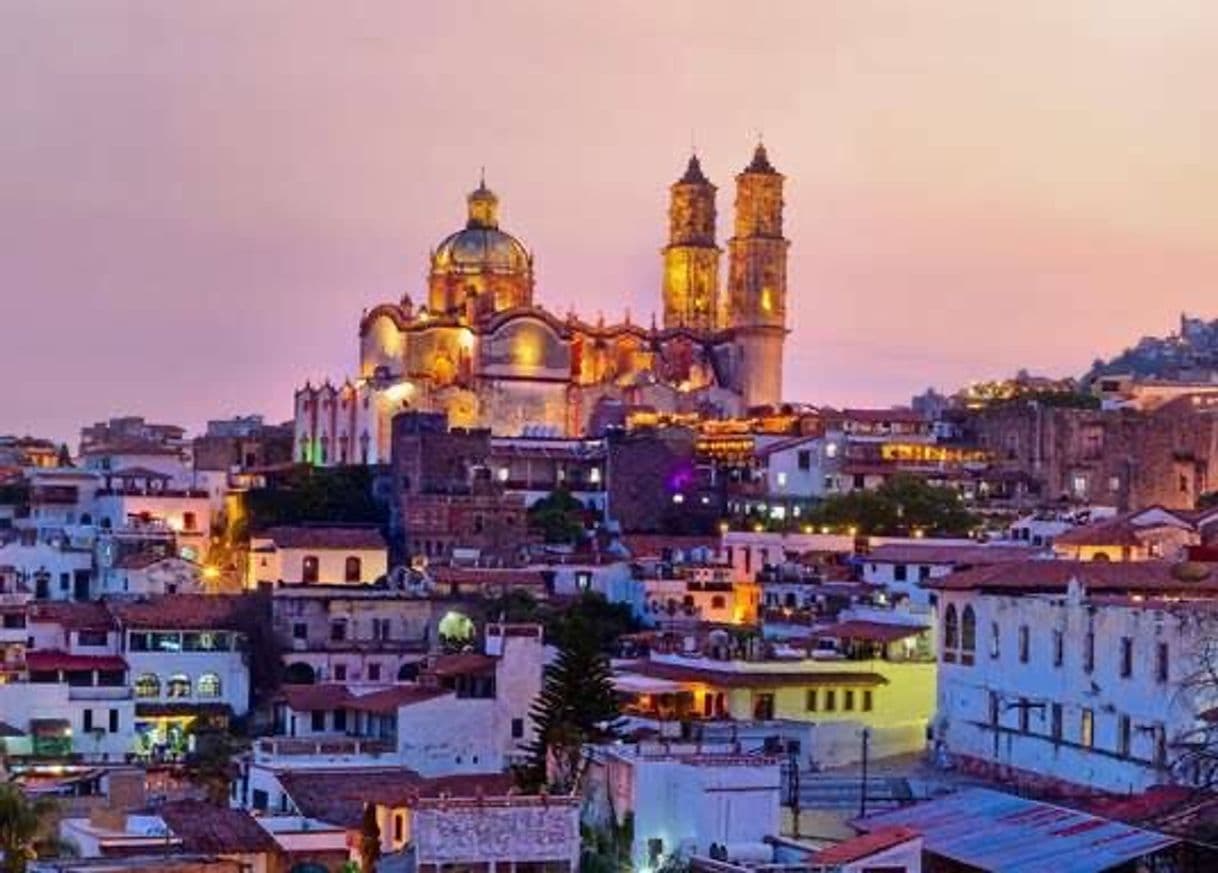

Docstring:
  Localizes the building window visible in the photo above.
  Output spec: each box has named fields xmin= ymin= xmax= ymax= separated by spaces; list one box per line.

xmin=1156 ymin=643 xmax=1169 ymax=683
xmin=109 ymin=708 xmax=119 ymax=733
xmin=1051 ymin=703 xmax=1063 ymax=742
xmin=394 ymin=813 xmax=404 ymax=843
xmin=989 ymin=622 xmax=1000 ymax=659
xmin=919 ymin=565 xmax=931 ymax=581
xmin=960 ymin=606 xmax=976 ymax=665
xmin=988 ymin=692 xmax=999 ymax=728
xmin=311 ymin=710 xmax=325 ymax=732
xmin=711 ymin=595 xmax=726 ymax=610
xmin=1120 ymin=637 xmax=1133 ymax=678
xmin=334 ymin=708 xmax=347 ymax=731
xmin=1154 ymin=724 xmax=1168 ymax=768
xmin=862 ymin=690 xmax=873 ymax=712
xmin=824 ymin=689 xmax=837 ymax=712
xmin=943 ymin=604 xmax=958 ymax=660
xmin=1084 ymin=631 xmax=1095 ymax=674
xmin=805 ymin=689 xmax=818 ymax=711
xmin=893 ymin=564 xmax=908 ymax=582
xmin=797 ymin=450 xmax=811 ymax=470
xmin=134 ymin=674 xmax=160 ymax=698
xmin=344 ymin=556 xmax=362 ymax=582
xmin=334 ymin=664 xmax=347 ymax=681
xmin=330 ymin=621 xmax=347 ymax=642
xmin=83 ymin=709 xmax=93 ymax=732
xmin=302 ymin=556 xmax=320 ymax=584
xmin=368 ymin=663 xmax=381 ymax=682
xmin=843 ymin=689 xmax=855 ymax=711
xmin=1053 ymin=630 xmax=1064 ymax=667
xmin=1018 ymin=626 xmax=1029 ymax=664
xmin=1118 ymin=715 xmax=1132 ymax=757
xmin=166 ymin=674 xmax=191 ymax=698
xmin=1081 ymin=709 xmax=1094 ymax=748
xmin=292 ymin=622 xmax=307 ymax=640
xmin=512 ymin=718 xmax=525 ymax=739
xmin=182 ymin=512 xmax=197 ymax=531
xmin=197 ymin=673 xmax=222 ymax=699
xmin=1018 ymin=698 xmax=1030 ymax=733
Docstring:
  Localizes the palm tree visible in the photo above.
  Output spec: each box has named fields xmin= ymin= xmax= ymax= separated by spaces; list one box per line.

xmin=0 ymin=782 xmax=56 ymax=873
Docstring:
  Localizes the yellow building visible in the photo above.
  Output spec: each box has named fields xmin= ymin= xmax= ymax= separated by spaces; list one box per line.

xmin=295 ymin=145 xmax=792 ymax=461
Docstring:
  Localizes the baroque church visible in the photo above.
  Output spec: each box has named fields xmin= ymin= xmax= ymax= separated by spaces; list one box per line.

xmin=294 ymin=143 xmax=789 ymax=465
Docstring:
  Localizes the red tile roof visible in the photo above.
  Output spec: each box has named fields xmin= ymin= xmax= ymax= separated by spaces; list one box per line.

xmin=621 ymin=535 xmax=720 ymax=559
xmin=814 ymin=620 xmax=928 ymax=644
xmin=277 ymin=768 xmax=420 ymax=826
xmin=925 ymin=559 xmax=1218 ymax=595
xmin=261 ymin=525 xmax=386 ymax=550
xmin=159 ymin=799 xmax=278 ymax=855
xmin=28 ymin=601 xmax=115 ymax=631
xmin=25 ymin=650 xmax=127 ymax=672
xmin=621 ymin=659 xmax=888 ymax=689
xmin=864 ymin=543 xmax=1038 ymax=565
xmin=106 ymin=594 xmax=248 ymax=630
xmin=278 ymin=683 xmax=450 ymax=713
xmin=360 ymin=772 xmax=519 ymax=807
xmin=426 ymin=653 xmax=497 ymax=678
xmin=812 ymin=826 xmax=919 ymax=864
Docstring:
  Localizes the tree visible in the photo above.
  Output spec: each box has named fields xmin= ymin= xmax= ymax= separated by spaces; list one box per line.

xmin=0 ymin=783 xmax=55 ymax=873
xmin=358 ymin=803 xmax=381 ymax=873
xmin=527 ymin=488 xmax=586 ymax=544
xmin=522 ymin=614 xmax=622 ymax=792
xmin=806 ymin=474 xmax=979 ymax=536
xmin=187 ymin=729 xmax=244 ymax=806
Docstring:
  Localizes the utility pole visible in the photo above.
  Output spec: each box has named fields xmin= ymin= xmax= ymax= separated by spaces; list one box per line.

xmin=859 ymin=727 xmax=871 ymax=818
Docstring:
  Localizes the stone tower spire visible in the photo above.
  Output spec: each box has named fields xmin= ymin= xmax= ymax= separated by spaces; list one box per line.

xmin=661 ymin=153 xmax=723 ymax=331
xmin=726 ymin=141 xmax=789 ymax=408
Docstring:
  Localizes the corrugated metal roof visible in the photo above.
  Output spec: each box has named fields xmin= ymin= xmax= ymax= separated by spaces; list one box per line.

xmin=855 ymin=787 xmax=1177 ymax=872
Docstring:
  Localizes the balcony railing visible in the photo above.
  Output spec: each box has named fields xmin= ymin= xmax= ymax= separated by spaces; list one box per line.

xmin=254 ymin=736 xmax=396 ymax=760
xmin=68 ymin=685 xmax=133 ymax=701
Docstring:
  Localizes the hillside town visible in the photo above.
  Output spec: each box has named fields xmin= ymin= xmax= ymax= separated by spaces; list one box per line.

xmin=5 ymin=144 xmax=1218 ymax=873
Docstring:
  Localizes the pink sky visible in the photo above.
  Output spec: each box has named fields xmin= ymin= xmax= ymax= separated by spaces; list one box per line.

xmin=2 ymin=1 xmax=1217 ymax=442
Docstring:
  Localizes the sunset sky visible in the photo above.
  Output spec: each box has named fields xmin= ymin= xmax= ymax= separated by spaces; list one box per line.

xmin=2 ymin=1 xmax=1217 ymax=441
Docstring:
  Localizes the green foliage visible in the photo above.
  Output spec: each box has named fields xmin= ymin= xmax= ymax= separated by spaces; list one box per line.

xmin=805 ymin=474 xmax=979 ymax=536
xmin=186 ymin=729 xmax=246 ymax=806
xmin=580 ymin=813 xmax=634 ymax=873
xmin=522 ymin=614 xmax=623 ymax=792
xmin=528 ymin=488 xmax=587 ymax=544
xmin=243 ymin=465 xmax=386 ymax=533
xmin=548 ymin=592 xmax=639 ymax=652
xmin=359 ymin=803 xmax=381 ymax=873
xmin=0 ymin=782 xmax=56 ymax=873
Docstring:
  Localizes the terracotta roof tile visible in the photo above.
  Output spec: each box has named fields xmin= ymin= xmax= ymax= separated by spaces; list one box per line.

xmin=926 ymin=559 xmax=1218 ymax=595
xmin=159 ymin=800 xmax=278 ymax=855
xmin=865 ymin=543 xmax=1039 ymax=565
xmin=28 ymin=601 xmax=115 ymax=632
xmin=814 ymin=620 xmax=928 ymax=643
xmin=261 ymin=525 xmax=386 ymax=550
xmin=426 ymin=653 xmax=497 ymax=678
xmin=277 ymin=768 xmax=420 ymax=826
xmin=812 ymin=826 xmax=919 ymax=864
xmin=359 ymin=772 xmax=519 ymax=807
xmin=25 ymin=651 xmax=127 ymax=672
xmin=106 ymin=594 xmax=249 ymax=630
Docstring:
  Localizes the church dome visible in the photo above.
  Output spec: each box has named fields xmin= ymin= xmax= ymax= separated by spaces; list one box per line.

xmin=431 ymin=180 xmax=531 ymax=276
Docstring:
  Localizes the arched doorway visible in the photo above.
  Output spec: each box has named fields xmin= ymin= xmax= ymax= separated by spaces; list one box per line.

xmin=284 ymin=662 xmax=316 ymax=684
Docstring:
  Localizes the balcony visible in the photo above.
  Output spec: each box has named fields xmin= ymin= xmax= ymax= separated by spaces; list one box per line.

xmin=68 ymin=685 xmax=133 ymax=701
xmin=253 ymin=736 xmax=396 ymax=762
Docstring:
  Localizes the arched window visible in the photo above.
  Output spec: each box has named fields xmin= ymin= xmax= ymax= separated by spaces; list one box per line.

xmin=301 ymin=556 xmax=320 ymax=584
xmin=197 ymin=673 xmax=222 ymax=699
xmin=943 ymin=604 xmax=959 ymax=651
xmin=961 ymin=606 xmax=977 ymax=653
xmin=166 ymin=673 xmax=191 ymax=698
xmin=134 ymin=674 xmax=160 ymax=698
xmin=344 ymin=556 xmax=362 ymax=583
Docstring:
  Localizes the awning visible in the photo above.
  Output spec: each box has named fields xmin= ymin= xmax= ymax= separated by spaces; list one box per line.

xmin=815 ymin=620 xmax=927 ymax=644
xmin=612 ymin=674 xmax=688 ymax=695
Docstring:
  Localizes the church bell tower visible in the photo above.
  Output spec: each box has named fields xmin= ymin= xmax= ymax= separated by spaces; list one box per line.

xmin=727 ymin=142 xmax=789 ymax=408
xmin=661 ymin=154 xmax=722 ymax=331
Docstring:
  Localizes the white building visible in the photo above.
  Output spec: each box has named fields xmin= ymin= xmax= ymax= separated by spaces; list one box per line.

xmin=584 ymin=743 xmax=782 ymax=870
xmin=859 ymin=542 xmax=1040 ymax=604
xmin=247 ymin=525 xmax=388 ymax=586
xmin=931 ymin=559 xmax=1218 ymax=794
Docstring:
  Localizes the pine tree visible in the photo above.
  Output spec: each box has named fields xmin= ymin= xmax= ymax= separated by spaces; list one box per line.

xmin=523 ymin=614 xmax=622 ymax=792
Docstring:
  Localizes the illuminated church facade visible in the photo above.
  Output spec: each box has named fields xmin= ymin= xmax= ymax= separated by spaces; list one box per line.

xmin=294 ymin=144 xmax=789 ymax=465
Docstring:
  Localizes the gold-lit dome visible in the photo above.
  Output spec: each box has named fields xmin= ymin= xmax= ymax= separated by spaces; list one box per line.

xmin=431 ymin=180 xmax=532 ymax=276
